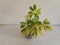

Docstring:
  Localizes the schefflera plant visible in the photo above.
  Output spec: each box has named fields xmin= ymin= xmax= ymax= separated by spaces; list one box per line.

xmin=20 ymin=4 xmax=52 ymax=38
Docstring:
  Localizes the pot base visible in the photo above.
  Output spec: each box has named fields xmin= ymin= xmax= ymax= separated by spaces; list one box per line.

xmin=26 ymin=35 xmax=33 ymax=39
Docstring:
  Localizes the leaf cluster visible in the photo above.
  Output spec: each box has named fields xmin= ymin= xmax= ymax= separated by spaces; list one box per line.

xmin=20 ymin=4 xmax=52 ymax=38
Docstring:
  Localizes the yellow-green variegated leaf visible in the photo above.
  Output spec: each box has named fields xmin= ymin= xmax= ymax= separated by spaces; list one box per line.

xmin=45 ymin=25 xmax=52 ymax=31
xmin=30 ymin=27 xmax=35 ymax=35
xmin=44 ymin=26 xmax=48 ymax=31
xmin=44 ymin=25 xmax=52 ymax=31
xmin=20 ymin=22 xmax=26 ymax=28
xmin=35 ymin=8 xmax=41 ymax=15
xmin=28 ymin=11 xmax=33 ymax=17
xmin=34 ymin=30 xmax=38 ymax=38
xmin=43 ymin=19 xmax=50 ymax=24
xmin=21 ymin=27 xmax=27 ymax=35
xmin=29 ymin=6 xmax=34 ymax=11
xmin=25 ymin=15 xmax=29 ymax=21
xmin=38 ymin=29 xmax=43 ymax=35
xmin=39 ymin=25 xmax=43 ymax=29
xmin=25 ymin=29 xmax=30 ymax=36
xmin=31 ymin=29 xmax=34 ymax=35
xmin=33 ymin=4 xmax=36 ymax=10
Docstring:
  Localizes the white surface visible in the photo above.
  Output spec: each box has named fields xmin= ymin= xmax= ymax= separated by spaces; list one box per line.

xmin=0 ymin=25 xmax=60 ymax=45
xmin=0 ymin=0 xmax=60 ymax=25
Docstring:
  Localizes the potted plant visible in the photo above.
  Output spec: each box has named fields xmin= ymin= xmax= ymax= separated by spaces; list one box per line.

xmin=20 ymin=4 xmax=52 ymax=39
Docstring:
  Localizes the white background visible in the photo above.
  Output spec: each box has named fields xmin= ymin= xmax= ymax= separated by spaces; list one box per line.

xmin=0 ymin=0 xmax=60 ymax=25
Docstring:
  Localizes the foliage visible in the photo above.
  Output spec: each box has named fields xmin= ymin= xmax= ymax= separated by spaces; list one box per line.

xmin=20 ymin=4 xmax=52 ymax=38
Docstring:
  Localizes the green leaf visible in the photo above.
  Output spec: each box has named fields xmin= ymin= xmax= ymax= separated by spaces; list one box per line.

xmin=43 ymin=25 xmax=52 ymax=31
xmin=29 ymin=6 xmax=34 ymax=11
xmin=28 ymin=11 xmax=33 ymax=15
xmin=25 ymin=15 xmax=30 ymax=21
xmin=34 ymin=31 xmax=38 ymax=38
xmin=35 ymin=8 xmax=41 ymax=15
xmin=44 ymin=27 xmax=47 ymax=31
xmin=34 ymin=28 xmax=38 ymax=38
xmin=21 ymin=27 xmax=27 ymax=34
xmin=20 ymin=22 xmax=26 ymax=28
xmin=27 ymin=20 xmax=34 ymax=26
xmin=25 ymin=28 xmax=30 ymax=36
xmin=28 ymin=11 xmax=33 ymax=17
xmin=45 ymin=25 xmax=52 ymax=30
xmin=30 ymin=27 xmax=34 ymax=35
xmin=33 ymin=4 xmax=36 ymax=10
xmin=34 ymin=15 xmax=39 ymax=20
xmin=31 ymin=30 xmax=34 ymax=35
xmin=38 ymin=30 xmax=43 ymax=35
xmin=43 ymin=19 xmax=50 ymax=24
xmin=35 ymin=21 xmax=42 ymax=25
